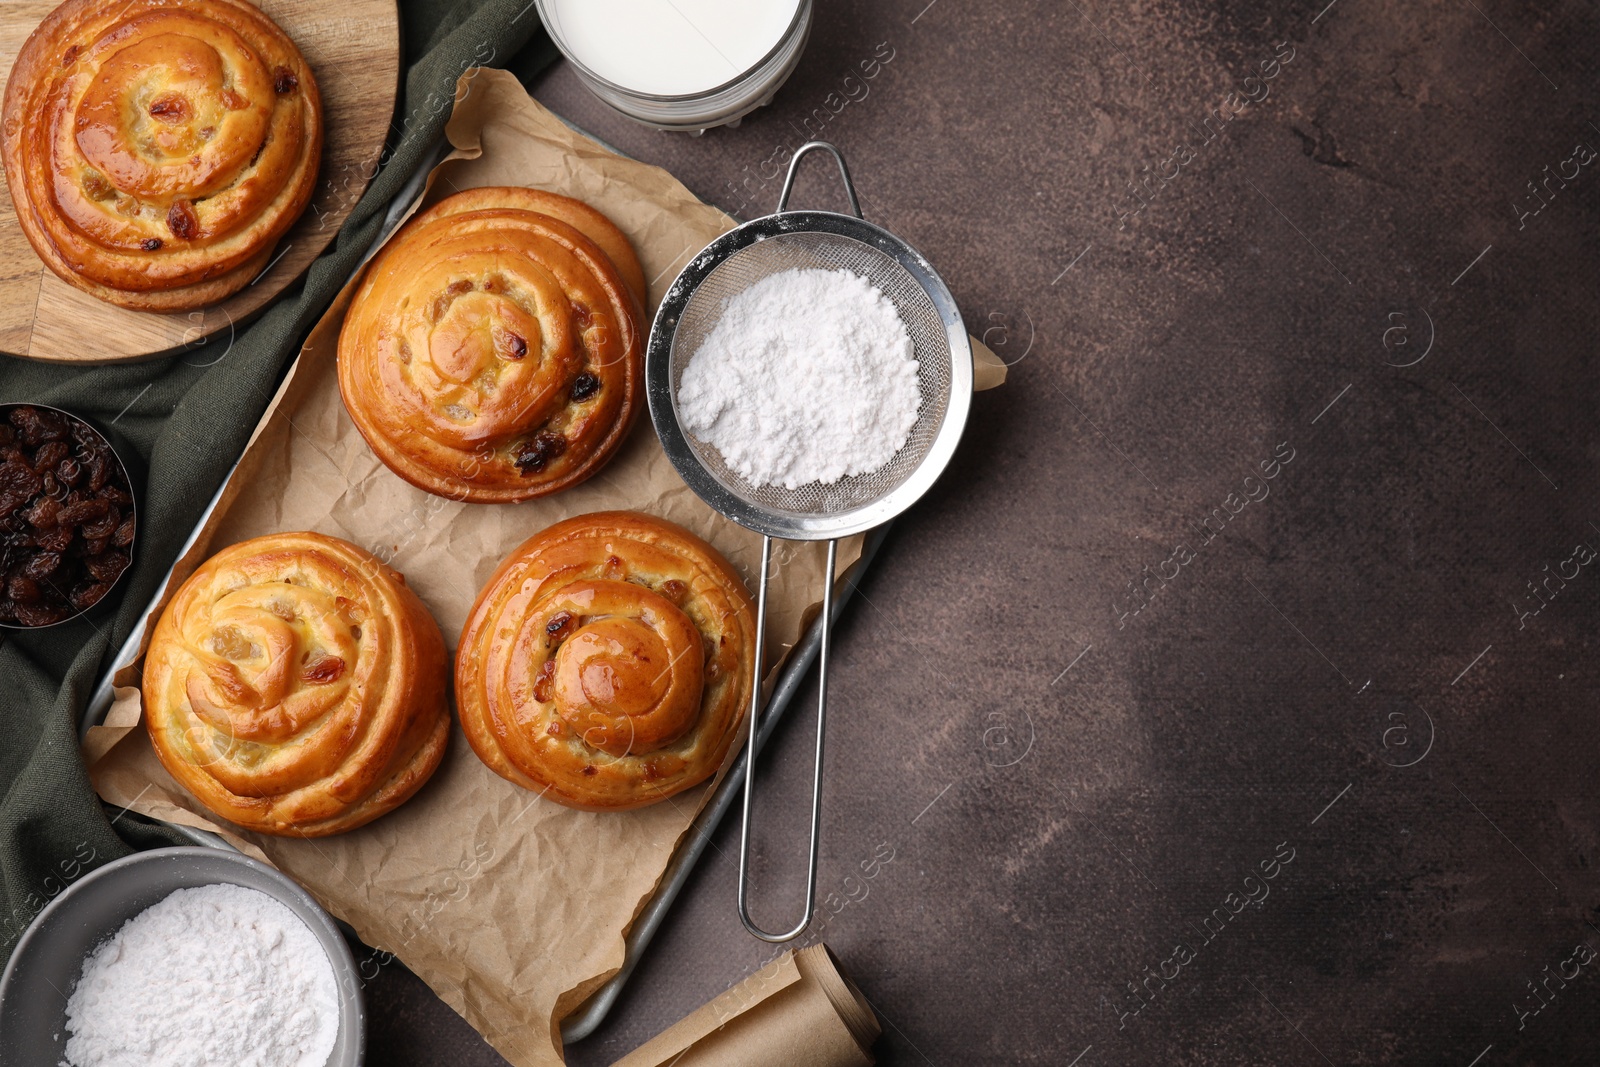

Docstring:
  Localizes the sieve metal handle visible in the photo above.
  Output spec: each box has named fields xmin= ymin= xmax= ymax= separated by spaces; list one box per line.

xmin=737 ymin=536 xmax=838 ymax=942
xmin=777 ymin=141 xmax=863 ymax=219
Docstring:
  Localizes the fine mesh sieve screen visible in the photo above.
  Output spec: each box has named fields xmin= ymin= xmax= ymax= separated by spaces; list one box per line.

xmin=668 ymin=231 xmax=953 ymax=517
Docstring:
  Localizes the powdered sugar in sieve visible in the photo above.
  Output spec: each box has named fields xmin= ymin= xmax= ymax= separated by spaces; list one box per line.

xmin=676 ymin=266 xmax=920 ymax=490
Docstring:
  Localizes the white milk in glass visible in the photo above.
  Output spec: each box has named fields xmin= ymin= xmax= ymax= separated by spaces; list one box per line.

xmin=542 ymin=0 xmax=802 ymax=97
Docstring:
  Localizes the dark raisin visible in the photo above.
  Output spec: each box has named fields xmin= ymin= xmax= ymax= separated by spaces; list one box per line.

xmin=56 ymin=458 xmax=82 ymax=487
xmin=57 ymin=499 xmax=109 ymax=526
xmin=546 ymin=720 xmax=564 ymax=737
xmin=21 ymin=551 xmax=62 ymax=581
xmin=10 ymin=406 xmax=68 ymax=446
xmin=84 ymin=451 xmax=110 ymax=491
xmin=33 ymin=526 xmax=72 ymax=553
xmin=82 ymin=506 xmax=119 ymax=540
xmin=0 ymin=460 xmax=41 ymax=515
xmin=273 ymin=67 xmax=299 ymax=94
xmin=532 ymin=659 xmax=556 ymax=702
xmin=658 ymin=579 xmax=687 ymax=603
xmin=84 ymin=551 xmax=127 ymax=583
xmin=84 ymin=534 xmax=110 ymax=556
xmin=166 ymin=200 xmax=198 ymax=240
xmin=25 ymin=497 xmax=59 ymax=528
xmin=570 ymin=303 xmax=594 ymax=330
xmin=73 ymin=429 xmax=103 ymax=457
xmin=10 ymin=600 xmax=68 ymax=626
xmin=113 ymin=514 xmax=136 ymax=548
xmin=68 ymin=580 xmax=111 ymax=611
xmin=505 ymin=334 xmax=527 ymax=361
xmin=147 ymin=95 xmax=189 ymax=123
xmin=141 ymin=238 xmax=163 ymax=251
xmin=61 ymin=45 xmax=79 ymax=67
xmin=581 ymin=765 xmax=598 ymax=777
xmin=512 ymin=432 xmax=567 ymax=475
xmin=569 ymin=373 xmax=600 ymax=402
xmin=7 ymin=576 xmax=40 ymax=603
xmin=545 ymin=611 xmax=575 ymax=643
xmin=302 ymin=656 xmax=346 ymax=685
xmin=33 ymin=441 xmax=68 ymax=473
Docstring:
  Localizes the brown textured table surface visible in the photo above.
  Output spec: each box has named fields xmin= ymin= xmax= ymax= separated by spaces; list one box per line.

xmin=365 ymin=1 xmax=1600 ymax=1063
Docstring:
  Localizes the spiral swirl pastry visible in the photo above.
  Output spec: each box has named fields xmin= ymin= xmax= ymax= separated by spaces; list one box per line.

xmin=456 ymin=512 xmax=755 ymax=811
xmin=338 ymin=187 xmax=646 ymax=504
xmin=1 ymin=0 xmax=322 ymax=311
xmin=143 ymin=532 xmax=449 ymax=837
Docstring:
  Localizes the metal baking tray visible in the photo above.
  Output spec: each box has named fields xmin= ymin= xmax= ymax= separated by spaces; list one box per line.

xmin=77 ymin=133 xmax=894 ymax=1042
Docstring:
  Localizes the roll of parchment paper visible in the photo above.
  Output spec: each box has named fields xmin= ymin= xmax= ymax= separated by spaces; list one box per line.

xmin=611 ymin=944 xmax=880 ymax=1067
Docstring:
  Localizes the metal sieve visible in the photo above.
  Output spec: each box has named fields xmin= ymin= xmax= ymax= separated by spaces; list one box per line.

xmin=647 ymin=142 xmax=972 ymax=941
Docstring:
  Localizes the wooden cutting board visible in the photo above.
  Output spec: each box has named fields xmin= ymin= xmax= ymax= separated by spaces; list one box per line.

xmin=0 ymin=0 xmax=399 ymax=364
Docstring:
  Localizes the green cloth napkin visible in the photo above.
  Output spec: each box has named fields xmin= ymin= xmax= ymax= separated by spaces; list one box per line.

xmin=0 ymin=0 xmax=556 ymax=963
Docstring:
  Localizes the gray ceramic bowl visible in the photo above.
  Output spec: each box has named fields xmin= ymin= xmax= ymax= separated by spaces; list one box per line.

xmin=0 ymin=847 xmax=364 ymax=1067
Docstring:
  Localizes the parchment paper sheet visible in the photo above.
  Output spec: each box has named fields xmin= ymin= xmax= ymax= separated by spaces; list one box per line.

xmin=613 ymin=944 xmax=880 ymax=1067
xmin=83 ymin=69 xmax=867 ymax=1067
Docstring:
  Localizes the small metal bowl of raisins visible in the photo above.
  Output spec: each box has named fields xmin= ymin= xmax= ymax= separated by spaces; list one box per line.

xmin=0 ymin=404 xmax=138 ymax=629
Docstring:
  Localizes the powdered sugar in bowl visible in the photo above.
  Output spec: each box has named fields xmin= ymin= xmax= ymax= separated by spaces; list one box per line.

xmin=0 ymin=847 xmax=363 ymax=1067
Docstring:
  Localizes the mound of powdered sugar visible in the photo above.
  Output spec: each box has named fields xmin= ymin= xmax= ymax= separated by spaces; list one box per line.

xmin=678 ymin=267 xmax=920 ymax=489
xmin=62 ymin=883 xmax=339 ymax=1067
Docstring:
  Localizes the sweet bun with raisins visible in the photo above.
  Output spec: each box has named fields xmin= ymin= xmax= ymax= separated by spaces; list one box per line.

xmin=455 ymin=511 xmax=755 ymax=811
xmin=1 ymin=0 xmax=322 ymax=310
xmin=337 ymin=187 xmax=645 ymax=503
xmin=143 ymin=531 xmax=448 ymax=836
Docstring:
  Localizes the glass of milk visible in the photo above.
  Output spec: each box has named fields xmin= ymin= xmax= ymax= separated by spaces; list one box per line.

xmin=535 ymin=0 xmax=813 ymax=132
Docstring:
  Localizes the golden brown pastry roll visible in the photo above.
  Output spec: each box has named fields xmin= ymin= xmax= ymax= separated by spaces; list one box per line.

xmin=338 ymin=187 xmax=644 ymax=504
xmin=1 ymin=0 xmax=322 ymax=311
xmin=143 ymin=532 xmax=448 ymax=837
xmin=456 ymin=512 xmax=755 ymax=811
xmin=495 ymin=187 xmax=647 ymax=309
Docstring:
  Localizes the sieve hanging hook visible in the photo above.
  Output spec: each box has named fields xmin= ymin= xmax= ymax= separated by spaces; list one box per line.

xmin=776 ymin=141 xmax=862 ymax=219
